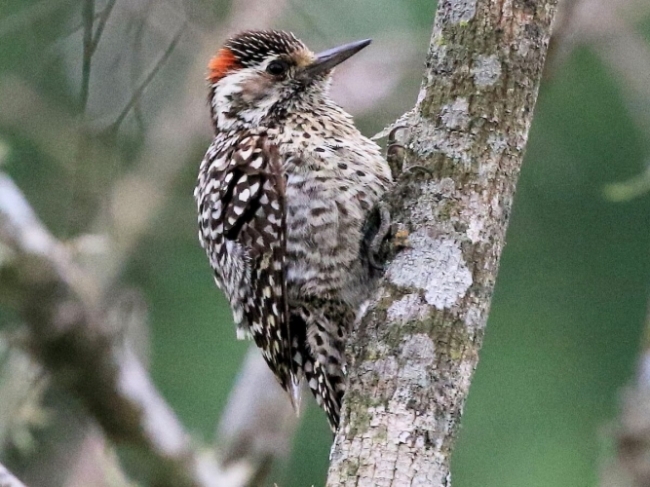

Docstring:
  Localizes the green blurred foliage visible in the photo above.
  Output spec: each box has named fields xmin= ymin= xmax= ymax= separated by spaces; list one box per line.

xmin=1 ymin=1 xmax=650 ymax=486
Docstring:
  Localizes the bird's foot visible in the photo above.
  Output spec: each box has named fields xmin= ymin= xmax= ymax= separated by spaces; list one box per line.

xmin=366 ymin=200 xmax=392 ymax=270
xmin=386 ymin=125 xmax=435 ymax=182
xmin=398 ymin=164 xmax=434 ymax=182
xmin=386 ymin=125 xmax=408 ymax=180
xmin=363 ymin=201 xmax=412 ymax=272
xmin=391 ymin=223 xmax=411 ymax=250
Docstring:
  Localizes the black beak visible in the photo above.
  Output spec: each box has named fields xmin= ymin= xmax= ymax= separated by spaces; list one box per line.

xmin=304 ymin=38 xmax=372 ymax=77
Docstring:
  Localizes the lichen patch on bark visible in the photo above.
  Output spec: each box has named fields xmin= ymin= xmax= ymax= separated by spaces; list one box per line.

xmin=463 ymin=304 xmax=484 ymax=331
xmin=440 ymin=98 xmax=470 ymax=130
xmin=397 ymin=334 xmax=436 ymax=389
xmin=471 ymin=54 xmax=502 ymax=87
xmin=386 ymin=294 xmax=428 ymax=324
xmin=412 ymin=119 xmax=473 ymax=165
xmin=447 ymin=0 xmax=478 ymax=25
xmin=461 ymin=192 xmax=490 ymax=244
xmin=386 ymin=229 xmax=472 ymax=309
xmin=408 ymin=178 xmax=456 ymax=226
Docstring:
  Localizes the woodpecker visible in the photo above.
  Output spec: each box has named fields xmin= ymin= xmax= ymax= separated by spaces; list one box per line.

xmin=195 ymin=30 xmax=392 ymax=431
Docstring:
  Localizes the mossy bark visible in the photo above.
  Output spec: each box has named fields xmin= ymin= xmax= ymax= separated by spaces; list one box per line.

xmin=327 ymin=1 xmax=559 ymax=485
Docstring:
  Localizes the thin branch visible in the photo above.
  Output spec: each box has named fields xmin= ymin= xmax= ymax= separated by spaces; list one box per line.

xmin=52 ymin=10 xmax=104 ymax=44
xmin=601 ymin=304 xmax=650 ymax=487
xmin=0 ymin=462 xmax=28 ymax=487
xmin=604 ymin=161 xmax=650 ymax=202
xmin=0 ymin=173 xmax=298 ymax=487
xmin=0 ymin=173 xmax=219 ymax=487
xmin=127 ymin=0 xmax=154 ymax=132
xmin=2 ymin=1 xmax=297 ymax=484
xmin=90 ymin=0 xmax=118 ymax=53
xmin=80 ymin=0 xmax=95 ymax=114
xmin=110 ymin=24 xmax=186 ymax=133
xmin=216 ymin=347 xmax=299 ymax=482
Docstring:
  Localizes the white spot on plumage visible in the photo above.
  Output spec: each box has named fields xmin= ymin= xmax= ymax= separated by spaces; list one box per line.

xmin=196 ymin=29 xmax=392 ymax=431
xmin=239 ymin=146 xmax=253 ymax=160
xmin=250 ymin=156 xmax=264 ymax=169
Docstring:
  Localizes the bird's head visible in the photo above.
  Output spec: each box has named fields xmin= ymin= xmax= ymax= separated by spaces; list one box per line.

xmin=207 ymin=30 xmax=370 ymax=131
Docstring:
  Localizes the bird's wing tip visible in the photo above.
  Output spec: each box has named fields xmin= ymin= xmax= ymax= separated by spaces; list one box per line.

xmin=288 ymin=375 xmax=302 ymax=415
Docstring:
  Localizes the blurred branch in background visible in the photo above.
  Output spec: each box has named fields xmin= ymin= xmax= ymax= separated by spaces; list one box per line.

xmin=0 ymin=0 xmax=307 ymax=483
xmin=550 ymin=0 xmax=650 ymax=201
xmin=216 ymin=348 xmax=300 ymax=486
xmin=555 ymin=4 xmax=650 ymax=478
xmin=0 ymin=173 xmax=297 ymax=487
xmin=0 ymin=173 xmax=216 ymax=487
xmin=604 ymin=161 xmax=650 ymax=202
xmin=601 ymin=304 xmax=650 ymax=487
xmin=0 ymin=461 xmax=28 ymax=487
xmin=110 ymin=24 xmax=185 ymax=134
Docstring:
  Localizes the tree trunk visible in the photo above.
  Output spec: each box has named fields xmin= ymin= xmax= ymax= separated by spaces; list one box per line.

xmin=327 ymin=1 xmax=559 ymax=485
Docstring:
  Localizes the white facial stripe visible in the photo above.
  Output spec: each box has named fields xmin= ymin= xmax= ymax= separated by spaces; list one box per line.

xmin=212 ymin=68 xmax=278 ymax=129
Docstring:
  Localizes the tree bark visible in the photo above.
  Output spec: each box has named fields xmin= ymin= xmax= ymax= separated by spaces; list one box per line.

xmin=327 ymin=1 xmax=559 ymax=485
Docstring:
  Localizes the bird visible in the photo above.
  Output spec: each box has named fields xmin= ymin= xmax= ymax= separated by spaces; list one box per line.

xmin=194 ymin=30 xmax=392 ymax=431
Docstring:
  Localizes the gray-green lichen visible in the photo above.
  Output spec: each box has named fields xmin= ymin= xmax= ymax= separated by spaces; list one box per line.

xmin=448 ymin=0 xmax=478 ymax=25
xmin=440 ymin=98 xmax=470 ymax=130
xmin=471 ymin=54 xmax=502 ymax=87
xmin=386 ymin=229 xmax=472 ymax=310
xmin=412 ymin=119 xmax=473 ymax=164
xmin=386 ymin=293 xmax=428 ymax=324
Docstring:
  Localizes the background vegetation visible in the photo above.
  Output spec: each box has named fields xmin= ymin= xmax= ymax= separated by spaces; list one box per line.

xmin=1 ymin=1 xmax=649 ymax=486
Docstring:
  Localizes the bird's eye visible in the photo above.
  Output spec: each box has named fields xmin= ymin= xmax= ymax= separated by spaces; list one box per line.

xmin=266 ymin=59 xmax=289 ymax=76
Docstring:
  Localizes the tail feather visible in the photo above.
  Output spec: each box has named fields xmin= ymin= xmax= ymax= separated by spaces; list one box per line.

xmin=288 ymin=373 xmax=302 ymax=415
xmin=304 ymin=358 xmax=342 ymax=432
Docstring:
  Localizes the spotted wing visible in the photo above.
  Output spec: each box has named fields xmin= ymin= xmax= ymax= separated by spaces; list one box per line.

xmin=197 ymin=135 xmax=299 ymax=403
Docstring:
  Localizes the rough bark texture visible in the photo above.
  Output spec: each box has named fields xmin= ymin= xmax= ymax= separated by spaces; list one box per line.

xmin=327 ymin=1 xmax=559 ymax=486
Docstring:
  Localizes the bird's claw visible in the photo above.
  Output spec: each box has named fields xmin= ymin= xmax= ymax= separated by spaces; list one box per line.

xmin=386 ymin=125 xmax=409 ymax=180
xmin=391 ymin=224 xmax=411 ymax=250
xmin=387 ymin=125 xmax=408 ymax=146
xmin=364 ymin=201 xmax=413 ymax=271
xmin=399 ymin=165 xmax=434 ymax=181
xmin=367 ymin=201 xmax=392 ymax=270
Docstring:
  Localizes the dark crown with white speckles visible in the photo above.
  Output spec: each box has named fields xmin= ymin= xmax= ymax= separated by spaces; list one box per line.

xmin=225 ymin=30 xmax=307 ymax=67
